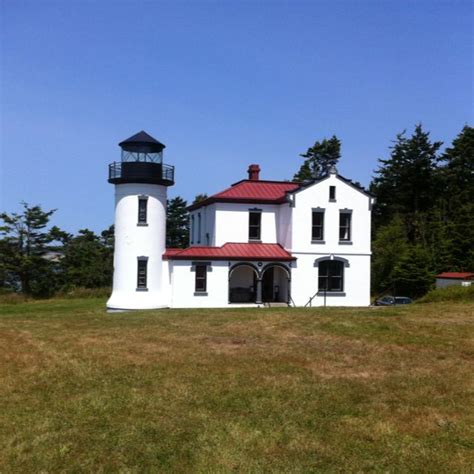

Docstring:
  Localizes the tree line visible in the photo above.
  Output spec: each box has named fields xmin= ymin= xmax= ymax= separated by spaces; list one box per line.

xmin=1 ymin=124 xmax=472 ymax=298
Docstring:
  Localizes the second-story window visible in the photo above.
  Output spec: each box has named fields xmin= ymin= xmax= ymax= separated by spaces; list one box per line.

xmin=339 ymin=211 xmax=352 ymax=241
xmin=197 ymin=213 xmax=201 ymax=244
xmin=191 ymin=215 xmax=195 ymax=244
xmin=249 ymin=210 xmax=261 ymax=241
xmin=312 ymin=210 xmax=325 ymax=241
xmin=138 ymin=196 xmax=148 ymax=225
xmin=329 ymin=186 xmax=336 ymax=201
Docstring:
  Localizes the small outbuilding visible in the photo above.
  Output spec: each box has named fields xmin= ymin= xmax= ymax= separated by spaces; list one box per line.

xmin=435 ymin=272 xmax=474 ymax=289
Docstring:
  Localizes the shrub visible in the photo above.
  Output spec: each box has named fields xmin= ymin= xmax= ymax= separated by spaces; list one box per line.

xmin=418 ymin=284 xmax=474 ymax=303
xmin=56 ymin=287 xmax=111 ymax=299
xmin=0 ymin=291 xmax=31 ymax=304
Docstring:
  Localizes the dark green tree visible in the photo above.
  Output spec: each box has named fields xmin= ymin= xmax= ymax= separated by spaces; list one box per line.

xmin=293 ymin=135 xmax=341 ymax=182
xmin=0 ymin=203 xmax=59 ymax=296
xmin=370 ymin=124 xmax=442 ymax=234
xmin=391 ymin=246 xmax=434 ymax=298
xmin=61 ymin=228 xmax=113 ymax=289
xmin=438 ymin=125 xmax=474 ymax=203
xmin=435 ymin=126 xmax=474 ymax=271
xmin=192 ymin=194 xmax=208 ymax=205
xmin=371 ymin=215 xmax=409 ymax=294
xmin=100 ymin=225 xmax=115 ymax=251
xmin=166 ymin=197 xmax=189 ymax=248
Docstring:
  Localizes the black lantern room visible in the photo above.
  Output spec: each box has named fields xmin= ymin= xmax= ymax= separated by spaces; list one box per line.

xmin=108 ymin=131 xmax=174 ymax=186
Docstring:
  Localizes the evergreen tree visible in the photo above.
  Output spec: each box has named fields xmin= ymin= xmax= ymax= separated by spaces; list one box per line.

xmin=370 ymin=124 xmax=442 ymax=238
xmin=166 ymin=197 xmax=189 ymax=248
xmin=0 ymin=203 xmax=58 ymax=296
xmin=436 ymin=125 xmax=474 ymax=271
xmin=293 ymin=135 xmax=341 ymax=182
xmin=61 ymin=229 xmax=113 ymax=288
xmin=371 ymin=215 xmax=409 ymax=294
xmin=438 ymin=125 xmax=474 ymax=203
xmin=192 ymin=194 xmax=208 ymax=205
xmin=369 ymin=124 xmax=448 ymax=298
xmin=392 ymin=246 xmax=434 ymax=298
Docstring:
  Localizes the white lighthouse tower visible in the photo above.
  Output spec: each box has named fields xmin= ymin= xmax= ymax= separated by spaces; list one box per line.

xmin=106 ymin=131 xmax=174 ymax=311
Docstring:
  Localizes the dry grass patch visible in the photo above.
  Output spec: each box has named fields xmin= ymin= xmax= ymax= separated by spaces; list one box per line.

xmin=0 ymin=298 xmax=473 ymax=472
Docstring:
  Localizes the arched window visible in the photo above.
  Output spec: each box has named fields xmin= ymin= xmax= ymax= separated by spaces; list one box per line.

xmin=318 ymin=260 xmax=344 ymax=292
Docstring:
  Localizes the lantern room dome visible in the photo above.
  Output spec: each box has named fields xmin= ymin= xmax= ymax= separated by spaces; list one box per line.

xmin=119 ymin=130 xmax=166 ymax=154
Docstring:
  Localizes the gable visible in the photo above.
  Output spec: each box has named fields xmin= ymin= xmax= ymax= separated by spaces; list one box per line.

xmin=289 ymin=174 xmax=373 ymax=199
xmin=287 ymin=173 xmax=374 ymax=211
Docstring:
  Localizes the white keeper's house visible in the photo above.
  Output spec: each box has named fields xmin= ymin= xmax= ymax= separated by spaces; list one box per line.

xmin=106 ymin=131 xmax=374 ymax=311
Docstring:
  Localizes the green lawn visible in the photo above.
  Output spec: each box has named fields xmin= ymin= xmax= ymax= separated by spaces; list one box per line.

xmin=1 ymin=299 xmax=473 ymax=472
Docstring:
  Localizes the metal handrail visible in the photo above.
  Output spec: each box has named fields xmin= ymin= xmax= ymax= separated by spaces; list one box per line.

xmin=108 ymin=161 xmax=174 ymax=182
xmin=304 ymin=290 xmax=320 ymax=308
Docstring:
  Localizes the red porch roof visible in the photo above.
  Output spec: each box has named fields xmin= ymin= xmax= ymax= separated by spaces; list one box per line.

xmin=188 ymin=180 xmax=300 ymax=210
xmin=163 ymin=243 xmax=295 ymax=261
xmin=436 ymin=272 xmax=474 ymax=280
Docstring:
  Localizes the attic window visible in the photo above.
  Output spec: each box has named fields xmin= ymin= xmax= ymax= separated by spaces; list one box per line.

xmin=329 ymin=186 xmax=336 ymax=201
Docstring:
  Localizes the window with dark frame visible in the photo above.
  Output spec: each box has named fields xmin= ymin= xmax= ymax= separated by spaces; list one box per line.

xmin=329 ymin=185 xmax=336 ymax=201
xmin=249 ymin=211 xmax=261 ymax=241
xmin=318 ymin=260 xmax=344 ymax=292
xmin=312 ymin=210 xmax=324 ymax=241
xmin=137 ymin=259 xmax=148 ymax=290
xmin=191 ymin=215 xmax=195 ymax=244
xmin=197 ymin=213 xmax=201 ymax=244
xmin=339 ymin=212 xmax=351 ymax=241
xmin=195 ymin=264 xmax=207 ymax=292
xmin=138 ymin=197 xmax=147 ymax=224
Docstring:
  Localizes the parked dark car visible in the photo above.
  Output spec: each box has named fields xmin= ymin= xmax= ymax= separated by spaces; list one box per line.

xmin=374 ymin=295 xmax=413 ymax=306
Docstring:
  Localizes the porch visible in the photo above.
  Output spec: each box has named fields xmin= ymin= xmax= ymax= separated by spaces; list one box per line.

xmin=228 ymin=262 xmax=291 ymax=305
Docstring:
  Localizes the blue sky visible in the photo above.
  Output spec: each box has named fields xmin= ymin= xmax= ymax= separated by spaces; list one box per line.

xmin=1 ymin=0 xmax=472 ymax=233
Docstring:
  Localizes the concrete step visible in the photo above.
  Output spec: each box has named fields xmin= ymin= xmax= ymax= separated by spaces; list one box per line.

xmin=264 ymin=302 xmax=289 ymax=308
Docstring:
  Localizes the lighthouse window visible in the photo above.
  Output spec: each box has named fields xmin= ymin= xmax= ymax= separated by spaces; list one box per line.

xmin=137 ymin=258 xmax=148 ymax=290
xmin=138 ymin=196 xmax=148 ymax=225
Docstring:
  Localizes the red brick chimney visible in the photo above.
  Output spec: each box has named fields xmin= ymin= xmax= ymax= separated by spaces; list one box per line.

xmin=248 ymin=164 xmax=260 ymax=181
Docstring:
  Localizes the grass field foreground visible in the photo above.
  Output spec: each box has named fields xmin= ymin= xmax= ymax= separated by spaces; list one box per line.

xmin=0 ymin=298 xmax=473 ymax=472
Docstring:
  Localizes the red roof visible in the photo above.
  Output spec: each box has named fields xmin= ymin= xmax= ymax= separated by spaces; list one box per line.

xmin=188 ymin=180 xmax=300 ymax=210
xmin=436 ymin=272 xmax=474 ymax=280
xmin=163 ymin=243 xmax=295 ymax=261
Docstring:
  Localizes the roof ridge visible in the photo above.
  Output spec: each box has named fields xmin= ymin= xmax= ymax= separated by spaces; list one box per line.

xmin=231 ymin=179 xmax=300 ymax=186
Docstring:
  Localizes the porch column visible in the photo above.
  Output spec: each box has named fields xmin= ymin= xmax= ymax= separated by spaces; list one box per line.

xmin=256 ymin=277 xmax=263 ymax=304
